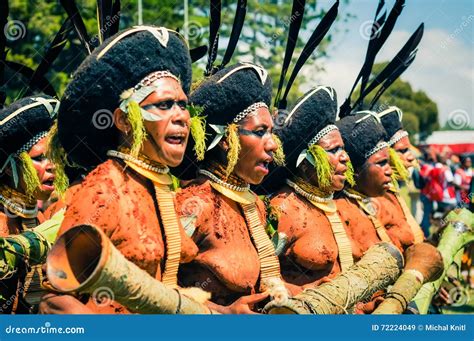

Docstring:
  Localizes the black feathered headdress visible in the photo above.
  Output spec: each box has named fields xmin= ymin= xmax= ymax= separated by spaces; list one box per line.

xmin=336 ymin=111 xmax=388 ymax=169
xmin=0 ymin=95 xmax=59 ymax=195
xmin=176 ymin=62 xmax=273 ymax=179
xmin=376 ymin=105 xmax=405 ymax=145
xmin=375 ymin=105 xmax=411 ymax=181
xmin=56 ymin=26 xmax=192 ymax=170
xmin=339 ymin=0 xmax=423 ymax=117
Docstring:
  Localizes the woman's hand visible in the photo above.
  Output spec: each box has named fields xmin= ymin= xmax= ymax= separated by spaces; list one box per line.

xmin=207 ymin=292 xmax=270 ymax=314
xmin=39 ymin=293 xmax=93 ymax=314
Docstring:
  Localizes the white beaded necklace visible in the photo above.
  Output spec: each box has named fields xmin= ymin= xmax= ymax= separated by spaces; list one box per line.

xmin=107 ymin=150 xmax=169 ymax=174
xmin=198 ymin=169 xmax=250 ymax=192
xmin=342 ymin=190 xmax=362 ymax=201
xmin=0 ymin=194 xmax=38 ymax=219
xmin=286 ymin=179 xmax=333 ymax=203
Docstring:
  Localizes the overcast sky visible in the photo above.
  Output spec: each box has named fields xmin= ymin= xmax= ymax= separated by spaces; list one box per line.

xmin=308 ymin=0 xmax=473 ymax=126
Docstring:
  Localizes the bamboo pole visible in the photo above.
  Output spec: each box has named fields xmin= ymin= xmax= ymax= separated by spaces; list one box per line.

xmin=264 ymin=242 xmax=404 ymax=314
xmin=409 ymin=209 xmax=473 ymax=314
xmin=47 ymin=224 xmax=214 ymax=314
xmin=0 ymin=209 xmax=64 ymax=279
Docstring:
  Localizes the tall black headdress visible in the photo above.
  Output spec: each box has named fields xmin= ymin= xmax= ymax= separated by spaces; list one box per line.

xmin=52 ymin=26 xmax=192 ymax=180
xmin=255 ymin=1 xmax=340 ymax=194
xmin=175 ymin=62 xmax=273 ymax=180
xmin=336 ymin=111 xmax=387 ymax=169
xmin=377 ymin=106 xmax=404 ymax=146
xmin=0 ymin=95 xmax=59 ymax=197
xmin=375 ymin=105 xmax=410 ymax=181
xmin=172 ymin=0 xmax=254 ymax=179
xmin=339 ymin=0 xmax=424 ymax=117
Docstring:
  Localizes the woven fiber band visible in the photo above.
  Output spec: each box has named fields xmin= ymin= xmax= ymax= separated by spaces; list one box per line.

xmin=111 ymin=154 xmax=181 ymax=287
xmin=393 ymin=191 xmax=425 ymax=243
xmin=120 ymin=70 xmax=180 ymax=102
xmin=326 ymin=212 xmax=354 ymax=272
xmin=135 ymin=70 xmax=180 ymax=89
xmin=154 ymin=184 xmax=182 ymax=287
xmin=241 ymin=202 xmax=282 ymax=287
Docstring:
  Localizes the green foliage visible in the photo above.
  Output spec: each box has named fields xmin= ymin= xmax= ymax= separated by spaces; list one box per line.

xmin=4 ymin=0 xmax=94 ymax=103
xmin=3 ymin=1 xmax=350 ymax=107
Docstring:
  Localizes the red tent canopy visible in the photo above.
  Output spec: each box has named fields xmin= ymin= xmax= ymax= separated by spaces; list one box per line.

xmin=419 ymin=130 xmax=474 ymax=155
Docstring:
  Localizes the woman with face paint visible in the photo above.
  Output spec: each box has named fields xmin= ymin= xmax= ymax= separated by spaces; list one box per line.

xmin=0 ymin=95 xmax=58 ymax=313
xmin=336 ymin=111 xmax=414 ymax=253
xmin=265 ymin=86 xmax=358 ymax=288
xmin=375 ymin=106 xmax=425 ymax=244
xmin=40 ymin=26 xmax=200 ymax=314
xmin=336 ymin=112 xmax=444 ymax=314
xmin=175 ymin=63 xmax=293 ymax=314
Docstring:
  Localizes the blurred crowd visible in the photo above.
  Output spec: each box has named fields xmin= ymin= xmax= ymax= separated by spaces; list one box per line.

xmin=401 ymin=147 xmax=473 ymax=291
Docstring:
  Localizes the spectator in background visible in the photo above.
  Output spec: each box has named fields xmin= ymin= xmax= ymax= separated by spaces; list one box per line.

xmin=431 ymin=153 xmax=457 ymax=214
xmin=454 ymin=156 xmax=472 ymax=206
xmin=449 ymin=154 xmax=461 ymax=174
xmin=419 ymin=149 xmax=436 ymax=235
xmin=407 ymin=146 xmax=422 ymax=221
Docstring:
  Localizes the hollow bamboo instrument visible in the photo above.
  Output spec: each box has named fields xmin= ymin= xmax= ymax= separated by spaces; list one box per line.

xmin=47 ymin=224 xmax=213 ymax=314
xmin=373 ymin=242 xmax=444 ymax=314
xmin=263 ymin=242 xmax=404 ymax=314
xmin=408 ymin=209 xmax=473 ymax=314
xmin=0 ymin=209 xmax=64 ymax=279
